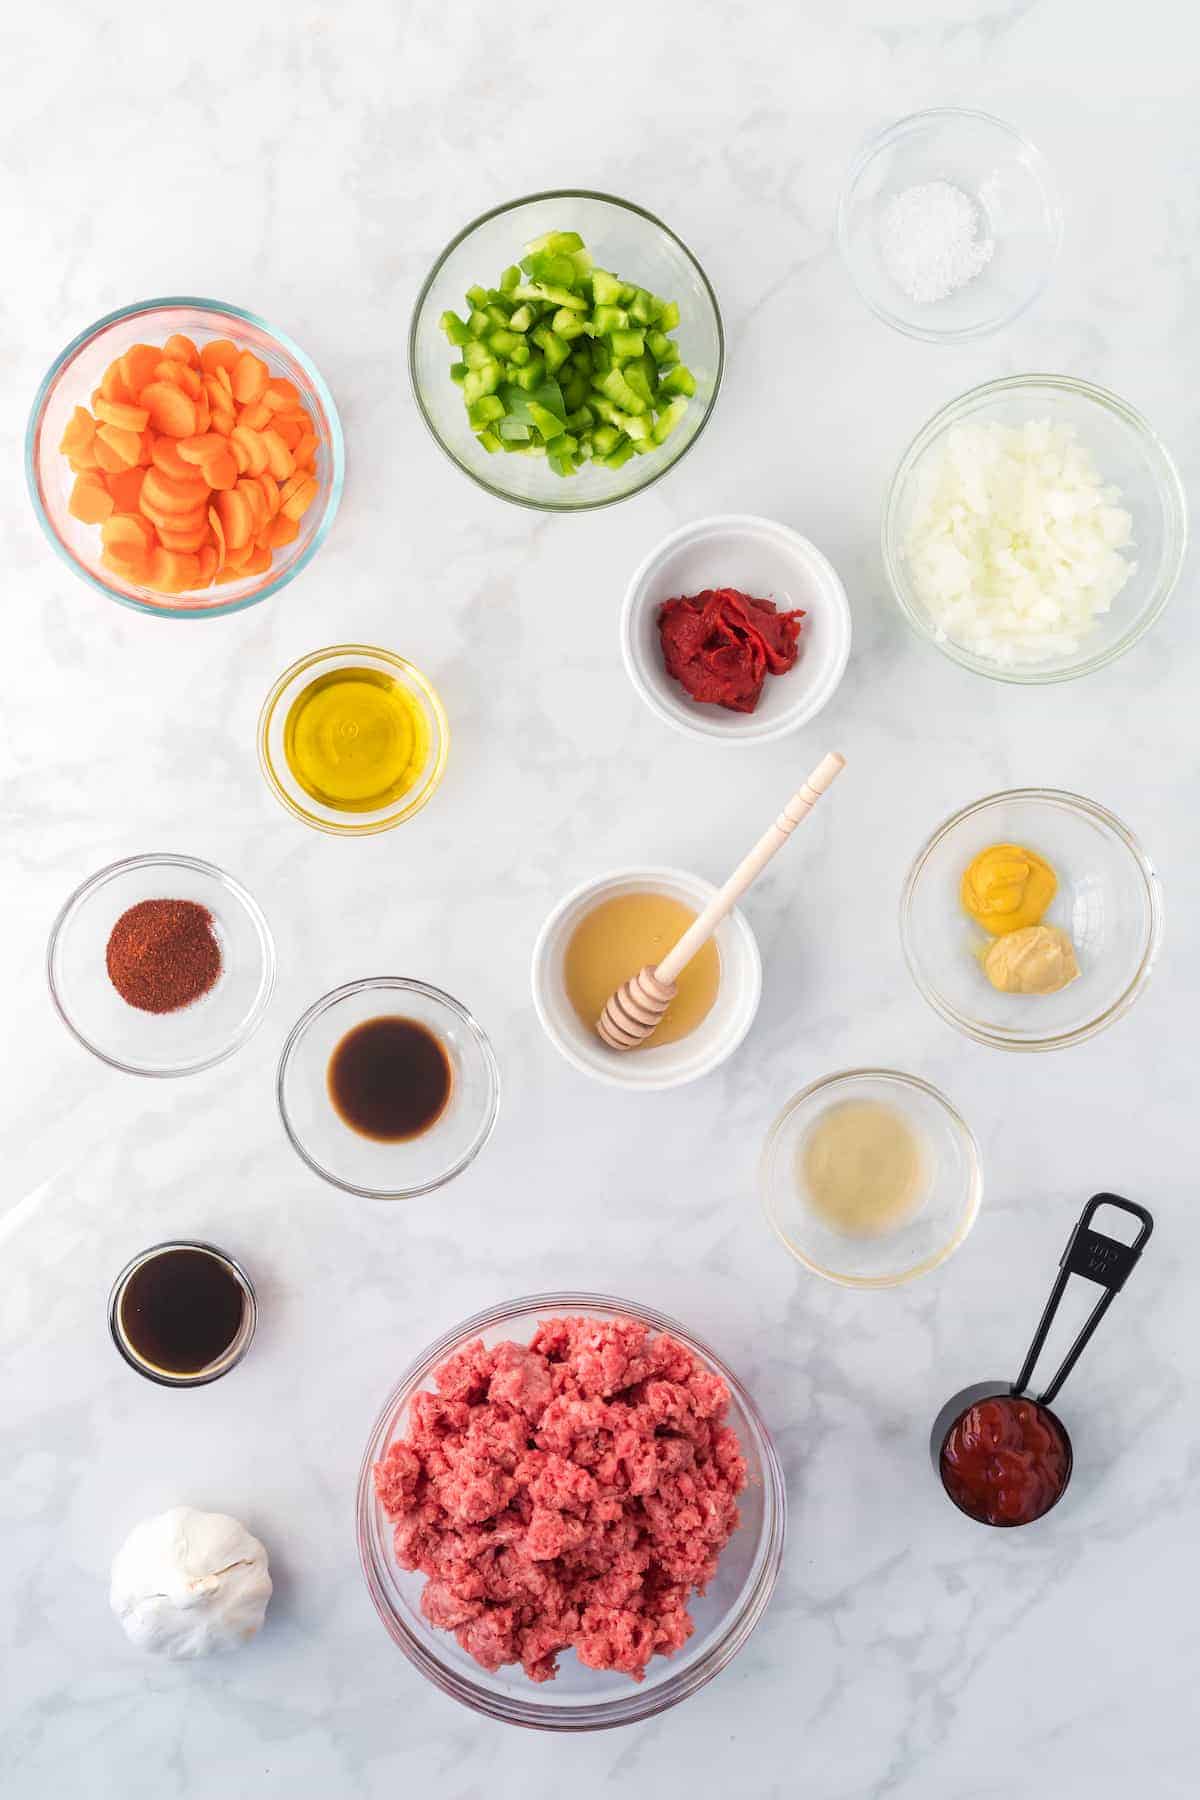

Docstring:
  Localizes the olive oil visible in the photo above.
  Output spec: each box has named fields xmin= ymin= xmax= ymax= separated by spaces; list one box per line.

xmin=283 ymin=667 xmax=429 ymax=813
xmin=564 ymin=891 xmax=720 ymax=1049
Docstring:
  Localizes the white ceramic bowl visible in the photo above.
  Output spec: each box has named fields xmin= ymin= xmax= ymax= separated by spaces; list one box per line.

xmin=620 ymin=515 xmax=852 ymax=744
xmin=531 ymin=866 xmax=761 ymax=1090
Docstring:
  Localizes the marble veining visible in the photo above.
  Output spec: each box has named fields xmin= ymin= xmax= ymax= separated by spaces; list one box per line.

xmin=2 ymin=1 xmax=1198 ymax=1796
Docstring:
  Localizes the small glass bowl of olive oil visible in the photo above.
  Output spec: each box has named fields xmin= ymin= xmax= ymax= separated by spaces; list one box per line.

xmin=258 ymin=645 xmax=449 ymax=834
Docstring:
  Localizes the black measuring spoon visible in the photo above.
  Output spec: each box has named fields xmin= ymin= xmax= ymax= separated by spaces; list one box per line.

xmin=930 ymin=1194 xmax=1153 ymax=1527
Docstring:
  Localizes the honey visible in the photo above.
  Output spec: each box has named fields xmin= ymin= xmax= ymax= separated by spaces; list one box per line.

xmin=564 ymin=891 xmax=720 ymax=1049
xmin=283 ymin=667 xmax=429 ymax=813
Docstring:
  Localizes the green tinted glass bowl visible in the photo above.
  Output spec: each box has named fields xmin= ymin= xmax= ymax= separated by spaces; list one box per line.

xmin=409 ymin=191 xmax=723 ymax=511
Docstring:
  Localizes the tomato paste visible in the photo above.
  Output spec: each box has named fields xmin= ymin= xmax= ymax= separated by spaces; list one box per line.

xmin=657 ymin=588 xmax=803 ymax=714
xmin=939 ymin=1394 xmax=1071 ymax=1527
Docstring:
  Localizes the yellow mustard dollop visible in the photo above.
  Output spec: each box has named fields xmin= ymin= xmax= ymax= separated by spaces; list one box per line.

xmin=960 ymin=843 xmax=1057 ymax=936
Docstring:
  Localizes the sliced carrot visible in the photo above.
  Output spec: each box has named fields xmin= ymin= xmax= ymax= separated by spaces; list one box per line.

xmin=236 ymin=476 xmax=268 ymax=539
xmin=214 ymin=487 xmax=252 ymax=550
xmin=210 ymin=409 xmax=236 ymax=437
xmin=280 ymin=476 xmax=319 ymax=522
xmin=177 ymin=433 xmax=229 ymax=466
xmin=105 ymin=466 xmax=147 ymax=512
xmin=69 ymin=473 xmax=114 ymax=524
xmin=262 ymin=377 xmax=301 ymax=412
xmin=222 ymin=538 xmax=256 ymax=570
xmin=145 ymin=547 xmax=201 ymax=593
xmin=196 ymin=543 xmax=218 ymax=585
xmin=150 ymin=436 xmax=195 ymax=480
xmin=231 ymin=349 xmax=269 ymax=405
xmin=141 ymin=382 xmax=197 ymax=438
xmin=238 ymin=400 xmax=273 ymax=433
xmin=142 ymin=466 xmax=210 ymax=515
xmin=241 ymin=544 xmax=272 ymax=577
xmin=292 ymin=431 xmax=319 ymax=467
xmin=266 ymin=513 xmax=300 ymax=549
xmin=204 ymin=448 xmax=238 ymax=491
xmin=259 ymin=427 xmax=293 ymax=480
xmin=93 ymin=436 xmax=130 ymax=475
xmin=102 ymin=544 xmax=150 ymax=583
xmin=140 ymin=497 xmax=208 ymax=536
xmin=96 ymin=423 xmax=143 ymax=467
xmin=163 ymin=333 xmax=200 ymax=367
xmin=199 ymin=338 xmax=239 ymax=375
xmin=59 ymin=406 xmax=97 ymax=458
xmin=193 ymin=389 xmax=211 ymax=434
xmin=207 ymin=505 xmax=227 ymax=572
xmin=154 ymin=360 xmax=203 ymax=400
xmin=229 ymin=425 xmax=268 ymax=477
xmin=94 ymin=397 xmax=150 ymax=433
xmin=157 ymin=518 xmax=210 ymax=553
xmin=100 ymin=361 xmax=133 ymax=403
xmin=256 ymin=471 xmax=280 ymax=516
xmin=102 ymin=512 xmax=155 ymax=555
xmin=120 ymin=344 xmax=162 ymax=394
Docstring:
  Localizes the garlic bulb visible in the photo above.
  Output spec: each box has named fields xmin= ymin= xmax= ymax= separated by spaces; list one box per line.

xmin=110 ymin=1506 xmax=272 ymax=1658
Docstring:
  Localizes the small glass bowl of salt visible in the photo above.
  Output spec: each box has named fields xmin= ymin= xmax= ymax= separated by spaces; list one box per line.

xmin=838 ymin=108 xmax=1061 ymax=343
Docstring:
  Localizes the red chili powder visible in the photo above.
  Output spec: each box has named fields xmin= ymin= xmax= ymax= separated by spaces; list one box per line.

xmin=106 ymin=899 xmax=222 ymax=1015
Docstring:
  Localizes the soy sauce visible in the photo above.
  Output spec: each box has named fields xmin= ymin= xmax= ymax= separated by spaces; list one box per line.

xmin=328 ymin=1015 xmax=452 ymax=1142
xmin=119 ymin=1246 xmax=246 ymax=1376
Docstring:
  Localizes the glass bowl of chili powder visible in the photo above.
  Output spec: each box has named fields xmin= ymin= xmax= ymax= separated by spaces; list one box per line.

xmin=47 ymin=853 xmax=276 ymax=1077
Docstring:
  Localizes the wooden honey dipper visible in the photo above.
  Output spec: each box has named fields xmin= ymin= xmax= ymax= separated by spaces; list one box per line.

xmin=596 ymin=751 xmax=846 ymax=1051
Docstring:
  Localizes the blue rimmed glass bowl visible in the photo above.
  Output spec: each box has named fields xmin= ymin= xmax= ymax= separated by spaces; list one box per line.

xmin=25 ymin=297 xmax=344 ymax=619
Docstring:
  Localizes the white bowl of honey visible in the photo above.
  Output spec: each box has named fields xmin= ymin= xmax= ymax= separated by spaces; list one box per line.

xmin=531 ymin=867 xmax=761 ymax=1090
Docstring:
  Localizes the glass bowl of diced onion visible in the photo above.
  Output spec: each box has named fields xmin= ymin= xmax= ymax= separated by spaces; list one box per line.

xmin=25 ymin=297 xmax=344 ymax=619
xmin=882 ymin=374 xmax=1187 ymax=684
xmin=409 ymin=191 xmax=724 ymax=512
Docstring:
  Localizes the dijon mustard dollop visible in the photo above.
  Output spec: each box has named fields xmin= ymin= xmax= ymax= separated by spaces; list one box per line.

xmin=960 ymin=843 xmax=1057 ymax=936
xmin=983 ymin=924 xmax=1080 ymax=996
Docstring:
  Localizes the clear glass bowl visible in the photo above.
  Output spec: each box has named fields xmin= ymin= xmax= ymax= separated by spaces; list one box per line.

xmin=409 ymin=191 xmax=723 ymax=511
xmin=258 ymin=645 xmax=449 ymax=835
xmin=900 ymin=789 xmax=1163 ymax=1052
xmin=838 ymin=108 xmax=1061 ymax=343
xmin=108 ymin=1241 xmax=257 ymax=1387
xmin=47 ymin=853 xmax=276 ymax=1077
xmin=276 ymin=977 xmax=500 ymax=1198
xmin=356 ymin=1291 xmax=786 ymax=1729
xmin=761 ymin=1070 xmax=982 ymax=1287
xmin=883 ymin=374 xmax=1187 ymax=683
xmin=26 ymin=297 xmax=344 ymax=618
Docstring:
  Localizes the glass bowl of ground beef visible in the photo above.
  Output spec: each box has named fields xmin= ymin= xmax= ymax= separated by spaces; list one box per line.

xmin=357 ymin=1293 xmax=786 ymax=1730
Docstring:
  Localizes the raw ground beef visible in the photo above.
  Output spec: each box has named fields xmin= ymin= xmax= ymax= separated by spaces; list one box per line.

xmin=374 ymin=1314 xmax=748 ymax=1684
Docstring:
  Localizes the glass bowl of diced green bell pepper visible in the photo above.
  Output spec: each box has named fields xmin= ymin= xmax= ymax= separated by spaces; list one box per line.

xmin=409 ymin=191 xmax=724 ymax=511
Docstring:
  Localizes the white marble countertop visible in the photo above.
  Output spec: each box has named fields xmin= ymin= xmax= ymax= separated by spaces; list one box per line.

xmin=3 ymin=2 xmax=1198 ymax=1795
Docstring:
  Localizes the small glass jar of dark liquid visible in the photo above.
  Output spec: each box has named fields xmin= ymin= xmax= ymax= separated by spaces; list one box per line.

xmin=108 ymin=1241 xmax=257 ymax=1387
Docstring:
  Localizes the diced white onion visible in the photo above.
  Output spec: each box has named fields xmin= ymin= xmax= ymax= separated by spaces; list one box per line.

xmin=900 ymin=419 xmax=1135 ymax=665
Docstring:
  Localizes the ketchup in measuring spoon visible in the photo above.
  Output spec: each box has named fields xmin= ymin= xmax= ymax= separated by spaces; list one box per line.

xmin=940 ymin=1394 xmax=1072 ymax=1527
xmin=932 ymin=1194 xmax=1152 ymax=1529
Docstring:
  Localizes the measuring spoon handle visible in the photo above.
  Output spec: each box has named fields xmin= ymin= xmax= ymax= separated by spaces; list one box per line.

xmin=1012 ymin=1193 xmax=1154 ymax=1408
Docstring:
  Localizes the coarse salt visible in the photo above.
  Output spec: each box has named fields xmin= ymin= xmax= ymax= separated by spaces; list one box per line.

xmin=880 ymin=180 xmax=994 ymax=305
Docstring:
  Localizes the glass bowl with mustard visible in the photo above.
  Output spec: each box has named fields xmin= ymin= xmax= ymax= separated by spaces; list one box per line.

xmin=258 ymin=645 xmax=449 ymax=834
xmin=901 ymin=788 xmax=1163 ymax=1052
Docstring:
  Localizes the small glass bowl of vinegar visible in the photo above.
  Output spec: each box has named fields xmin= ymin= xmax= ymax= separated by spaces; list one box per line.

xmin=258 ymin=645 xmax=449 ymax=835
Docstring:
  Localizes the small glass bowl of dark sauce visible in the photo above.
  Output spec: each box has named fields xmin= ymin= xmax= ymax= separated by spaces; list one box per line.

xmin=932 ymin=1194 xmax=1152 ymax=1528
xmin=277 ymin=977 xmax=500 ymax=1199
xmin=109 ymin=1241 xmax=257 ymax=1387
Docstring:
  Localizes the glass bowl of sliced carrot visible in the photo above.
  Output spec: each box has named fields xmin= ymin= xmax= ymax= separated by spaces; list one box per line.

xmin=410 ymin=191 xmax=724 ymax=511
xmin=26 ymin=298 xmax=344 ymax=618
